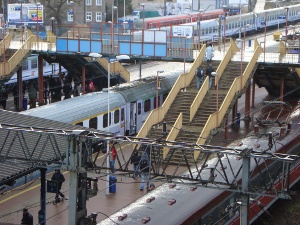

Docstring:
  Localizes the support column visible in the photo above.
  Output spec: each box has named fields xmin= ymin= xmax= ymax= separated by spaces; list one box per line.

xmin=139 ymin=59 xmax=142 ymax=80
xmin=38 ymin=55 xmax=44 ymax=106
xmin=244 ymin=84 xmax=251 ymax=120
xmin=82 ymin=66 xmax=86 ymax=94
xmin=280 ymin=76 xmax=284 ymax=102
xmin=39 ymin=168 xmax=47 ymax=225
xmin=17 ymin=67 xmax=23 ymax=111
xmin=240 ymin=156 xmax=250 ymax=225
xmin=232 ymin=100 xmax=238 ymax=126
xmin=251 ymin=77 xmax=255 ymax=108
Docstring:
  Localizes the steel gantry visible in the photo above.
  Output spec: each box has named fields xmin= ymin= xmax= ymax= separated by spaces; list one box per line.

xmin=0 ymin=123 xmax=299 ymax=225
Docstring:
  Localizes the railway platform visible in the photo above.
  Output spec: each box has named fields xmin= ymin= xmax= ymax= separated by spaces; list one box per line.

xmin=0 ymin=84 xmax=273 ymax=224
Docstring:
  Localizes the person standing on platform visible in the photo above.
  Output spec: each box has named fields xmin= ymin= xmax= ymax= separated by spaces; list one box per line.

xmin=0 ymin=86 xmax=8 ymax=110
xmin=110 ymin=143 xmax=117 ymax=173
xmin=43 ymin=82 xmax=49 ymax=105
xmin=130 ymin=150 xmax=141 ymax=178
xmin=205 ymin=43 xmax=214 ymax=65
xmin=51 ymin=169 xmax=66 ymax=201
xmin=28 ymin=83 xmax=37 ymax=109
xmin=206 ymin=63 xmax=214 ymax=89
xmin=63 ymin=78 xmax=71 ymax=99
xmin=21 ymin=208 xmax=33 ymax=225
xmin=140 ymin=159 xmax=150 ymax=191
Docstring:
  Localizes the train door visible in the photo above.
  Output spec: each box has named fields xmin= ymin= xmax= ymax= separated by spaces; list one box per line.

xmin=129 ymin=102 xmax=137 ymax=135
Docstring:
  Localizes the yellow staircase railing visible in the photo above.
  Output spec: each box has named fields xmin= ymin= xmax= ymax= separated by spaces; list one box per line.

xmin=136 ymin=45 xmax=207 ymax=139
xmin=97 ymin=58 xmax=130 ymax=82
xmin=190 ymin=39 xmax=239 ymax=122
xmin=163 ymin=112 xmax=182 ymax=159
xmin=0 ymin=35 xmax=36 ymax=79
xmin=194 ymin=43 xmax=263 ymax=160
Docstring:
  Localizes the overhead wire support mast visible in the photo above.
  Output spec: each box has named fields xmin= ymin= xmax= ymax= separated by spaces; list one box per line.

xmin=0 ymin=124 xmax=298 ymax=224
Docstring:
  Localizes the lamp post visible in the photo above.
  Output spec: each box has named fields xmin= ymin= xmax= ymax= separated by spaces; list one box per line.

xmin=264 ymin=12 xmax=267 ymax=62
xmin=198 ymin=9 xmax=204 ymax=52
xmin=69 ymin=1 xmax=75 ymax=39
xmin=156 ymin=70 xmax=164 ymax=109
xmin=211 ymin=72 xmax=219 ymax=126
xmin=50 ymin=17 xmax=55 ymax=34
xmin=297 ymin=32 xmax=300 ymax=63
xmin=19 ymin=0 xmax=23 ymax=43
xmin=243 ymin=24 xmax=250 ymax=50
xmin=111 ymin=5 xmax=117 ymax=54
xmin=141 ymin=3 xmax=145 ymax=56
xmin=123 ymin=0 xmax=126 ymax=22
xmin=285 ymin=6 xmax=289 ymax=47
xmin=223 ymin=5 xmax=227 ymax=52
xmin=237 ymin=38 xmax=243 ymax=90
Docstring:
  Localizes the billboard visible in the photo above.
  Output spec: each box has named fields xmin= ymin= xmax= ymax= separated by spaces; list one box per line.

xmin=172 ymin=26 xmax=194 ymax=37
xmin=7 ymin=4 xmax=44 ymax=24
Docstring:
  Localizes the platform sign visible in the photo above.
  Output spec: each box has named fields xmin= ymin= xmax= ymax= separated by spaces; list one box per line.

xmin=47 ymin=180 xmax=58 ymax=193
xmin=7 ymin=4 xmax=44 ymax=24
xmin=172 ymin=26 xmax=193 ymax=37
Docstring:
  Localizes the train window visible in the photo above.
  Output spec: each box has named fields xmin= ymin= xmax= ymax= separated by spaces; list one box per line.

xmin=114 ymin=109 xmax=120 ymax=124
xmin=138 ymin=103 xmax=141 ymax=115
xmin=103 ymin=113 xmax=111 ymax=128
xmin=31 ymin=59 xmax=37 ymax=69
xmin=121 ymin=108 xmax=124 ymax=121
xmin=89 ymin=117 xmax=97 ymax=129
xmin=144 ymin=99 xmax=151 ymax=112
xmin=76 ymin=122 xmax=83 ymax=126
xmin=163 ymin=93 xmax=168 ymax=101
xmin=22 ymin=60 xmax=28 ymax=70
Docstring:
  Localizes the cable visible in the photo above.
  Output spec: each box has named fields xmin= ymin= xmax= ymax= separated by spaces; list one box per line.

xmin=96 ymin=211 xmax=119 ymax=224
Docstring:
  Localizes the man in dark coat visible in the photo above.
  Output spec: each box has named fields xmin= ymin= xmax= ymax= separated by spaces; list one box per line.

xmin=139 ymin=159 xmax=150 ymax=191
xmin=21 ymin=208 xmax=33 ymax=225
xmin=130 ymin=150 xmax=141 ymax=178
xmin=51 ymin=169 xmax=65 ymax=200
xmin=0 ymin=86 xmax=8 ymax=110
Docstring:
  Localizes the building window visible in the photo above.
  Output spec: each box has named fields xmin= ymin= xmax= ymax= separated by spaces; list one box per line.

xmin=96 ymin=12 xmax=102 ymax=22
xmin=96 ymin=0 xmax=102 ymax=6
xmin=86 ymin=12 xmax=92 ymax=21
xmin=31 ymin=59 xmax=37 ymax=69
xmin=86 ymin=0 xmax=92 ymax=5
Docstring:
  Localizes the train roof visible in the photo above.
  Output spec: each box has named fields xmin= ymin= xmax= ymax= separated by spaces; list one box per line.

xmin=20 ymin=91 xmax=126 ymax=124
xmin=20 ymin=72 xmax=179 ymax=124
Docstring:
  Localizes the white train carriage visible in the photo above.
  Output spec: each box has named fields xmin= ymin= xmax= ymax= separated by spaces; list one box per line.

xmin=20 ymin=73 xmax=178 ymax=136
xmin=172 ymin=4 xmax=300 ymax=43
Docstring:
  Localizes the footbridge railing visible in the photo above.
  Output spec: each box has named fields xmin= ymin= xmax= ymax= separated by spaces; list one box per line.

xmin=97 ymin=58 xmax=130 ymax=82
xmin=190 ymin=38 xmax=239 ymax=122
xmin=194 ymin=43 xmax=263 ymax=160
xmin=136 ymin=45 xmax=207 ymax=139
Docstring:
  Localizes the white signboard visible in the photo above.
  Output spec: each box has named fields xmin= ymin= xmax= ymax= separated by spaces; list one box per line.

xmin=7 ymin=4 xmax=44 ymax=24
xmin=172 ymin=26 xmax=194 ymax=37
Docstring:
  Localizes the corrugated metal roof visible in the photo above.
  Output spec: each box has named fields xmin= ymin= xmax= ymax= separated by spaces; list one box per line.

xmin=0 ymin=110 xmax=92 ymax=186
xmin=20 ymin=72 xmax=179 ymax=123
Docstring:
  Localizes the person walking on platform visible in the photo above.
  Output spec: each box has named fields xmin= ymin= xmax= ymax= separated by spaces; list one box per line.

xmin=140 ymin=159 xmax=150 ymax=191
xmin=205 ymin=43 xmax=214 ymax=65
xmin=196 ymin=66 xmax=205 ymax=90
xmin=51 ymin=169 xmax=66 ymax=201
xmin=130 ymin=150 xmax=141 ymax=178
xmin=0 ymin=86 xmax=8 ymax=110
xmin=21 ymin=208 xmax=33 ymax=225
xmin=28 ymin=83 xmax=37 ymax=109
xmin=206 ymin=63 xmax=214 ymax=89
